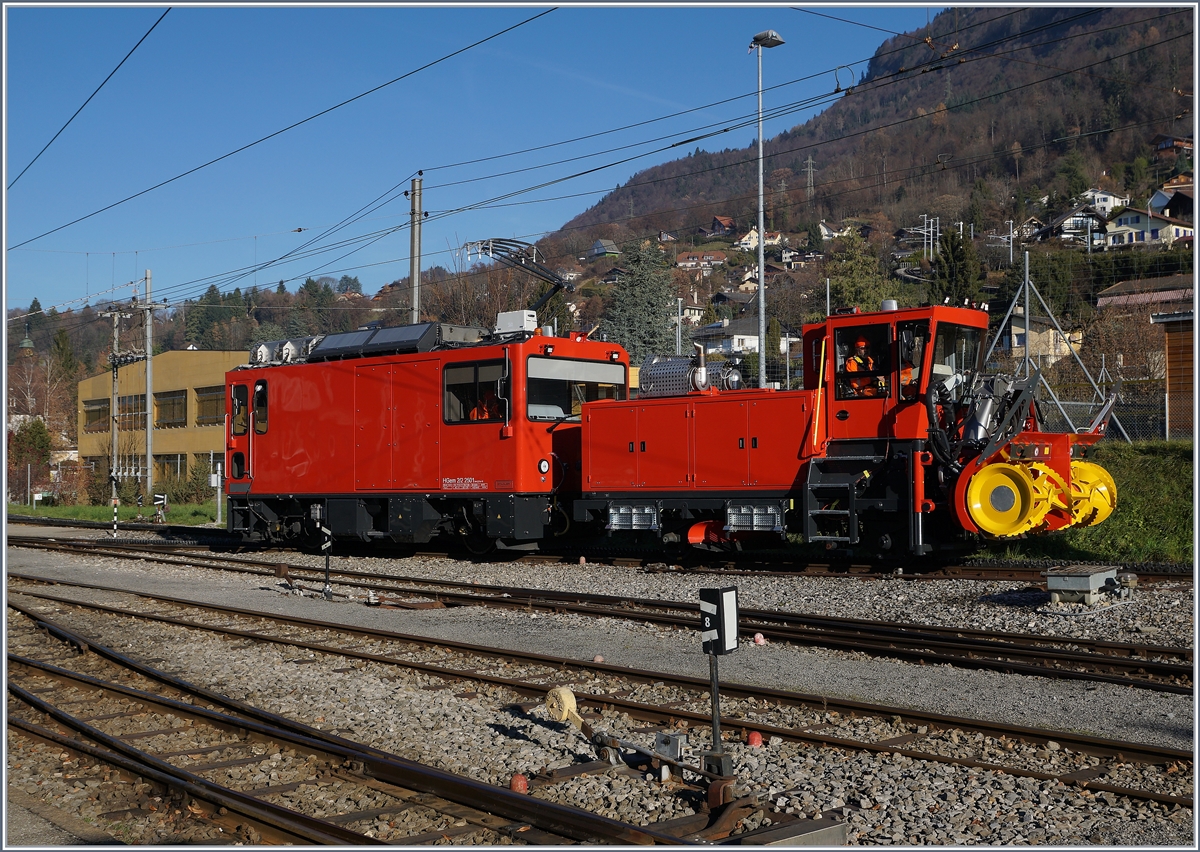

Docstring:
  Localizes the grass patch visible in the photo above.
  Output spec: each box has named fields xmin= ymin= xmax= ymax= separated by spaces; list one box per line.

xmin=980 ymin=440 xmax=1194 ymax=564
xmin=8 ymin=502 xmax=218 ymax=526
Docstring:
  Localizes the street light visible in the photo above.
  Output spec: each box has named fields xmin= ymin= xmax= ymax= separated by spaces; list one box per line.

xmin=751 ymin=29 xmax=784 ymax=388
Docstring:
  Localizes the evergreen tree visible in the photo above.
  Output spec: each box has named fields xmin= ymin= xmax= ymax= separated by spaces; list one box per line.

xmin=599 ymin=240 xmax=675 ymax=364
xmin=8 ymin=418 xmax=52 ymax=497
xmin=931 ymin=230 xmax=982 ymax=307
xmin=826 ymin=231 xmax=892 ymax=311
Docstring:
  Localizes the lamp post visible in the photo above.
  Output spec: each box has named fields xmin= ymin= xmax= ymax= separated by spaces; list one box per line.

xmin=751 ymin=29 xmax=784 ymax=388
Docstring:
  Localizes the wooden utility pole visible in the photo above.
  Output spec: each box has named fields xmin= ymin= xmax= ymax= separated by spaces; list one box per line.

xmin=409 ymin=175 xmax=423 ymax=324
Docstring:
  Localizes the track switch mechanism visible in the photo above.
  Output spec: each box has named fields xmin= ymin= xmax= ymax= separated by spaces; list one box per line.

xmin=545 ymin=687 xmax=711 ymax=782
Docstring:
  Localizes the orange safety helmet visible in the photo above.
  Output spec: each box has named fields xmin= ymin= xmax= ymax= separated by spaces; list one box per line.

xmin=855 ymin=336 xmax=869 ymax=348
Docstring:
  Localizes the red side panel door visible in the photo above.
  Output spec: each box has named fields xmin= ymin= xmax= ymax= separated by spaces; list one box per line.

xmin=692 ymin=397 xmax=749 ymax=488
xmin=392 ymin=360 xmax=442 ymax=490
xmin=747 ymin=395 xmax=808 ymax=488
xmin=355 ymin=365 xmax=392 ymax=490
xmin=636 ymin=402 xmax=691 ymax=489
xmin=585 ymin=405 xmax=638 ymax=490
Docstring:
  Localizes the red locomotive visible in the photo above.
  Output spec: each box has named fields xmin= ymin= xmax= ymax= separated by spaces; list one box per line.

xmin=225 ymin=308 xmax=629 ymax=549
xmin=225 ymin=242 xmax=1115 ymax=557
xmin=576 ymin=301 xmax=1116 ymax=556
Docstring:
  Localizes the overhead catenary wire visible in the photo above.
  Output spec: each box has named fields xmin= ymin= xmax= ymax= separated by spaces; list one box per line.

xmin=7 ymin=8 xmax=557 ymax=251
xmin=10 ymin=10 xmax=1189 ymax=326
xmin=7 ymin=8 xmax=172 ymax=191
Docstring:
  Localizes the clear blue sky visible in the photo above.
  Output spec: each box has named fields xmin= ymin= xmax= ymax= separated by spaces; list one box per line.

xmin=4 ymin=5 xmax=942 ymax=320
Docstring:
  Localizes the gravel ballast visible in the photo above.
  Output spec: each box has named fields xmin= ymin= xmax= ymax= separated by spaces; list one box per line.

xmin=5 ymin=542 xmax=1195 ymax=845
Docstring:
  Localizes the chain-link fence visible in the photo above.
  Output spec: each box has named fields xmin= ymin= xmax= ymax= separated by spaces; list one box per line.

xmin=1037 ymin=379 xmax=1168 ymax=442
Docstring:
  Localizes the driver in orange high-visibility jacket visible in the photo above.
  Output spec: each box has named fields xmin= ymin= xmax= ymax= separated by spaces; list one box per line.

xmin=845 ymin=337 xmax=883 ymax=397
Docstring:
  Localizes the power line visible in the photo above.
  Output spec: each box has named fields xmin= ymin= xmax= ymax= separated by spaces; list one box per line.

xmin=7 ymin=8 xmax=171 ymax=191
xmin=10 ymin=10 xmax=1187 ymax=324
xmin=7 ymin=8 xmax=557 ymax=251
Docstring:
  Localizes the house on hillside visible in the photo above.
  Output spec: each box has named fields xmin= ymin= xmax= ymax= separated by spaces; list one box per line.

xmin=1031 ymin=204 xmax=1108 ymax=248
xmin=1096 ymin=274 xmax=1194 ymax=315
xmin=733 ymin=228 xmax=783 ymax=251
xmin=1079 ymin=188 xmax=1130 ymax=217
xmin=711 ymin=291 xmax=755 ymax=313
xmin=1150 ymin=134 xmax=1194 ymax=159
xmin=676 ymin=250 xmax=727 ymax=276
xmin=781 ymin=248 xmax=822 ymax=269
xmin=690 ymin=316 xmax=798 ymax=357
xmin=1015 ymin=216 xmax=1045 ymax=240
xmin=588 ymin=239 xmax=620 ymax=259
xmin=818 ymin=220 xmax=852 ymax=241
xmin=1005 ymin=309 xmax=1082 ymax=367
xmin=599 ymin=266 xmax=628 ymax=285
xmin=710 ymin=216 xmax=735 ymax=236
xmin=1106 ymin=209 xmax=1194 ymax=247
xmin=658 ymin=231 xmax=677 ymax=243
xmin=1149 ymin=188 xmax=1194 ymax=222
xmin=1163 ymin=171 xmax=1193 ymax=192
xmin=680 ymin=302 xmax=706 ymax=327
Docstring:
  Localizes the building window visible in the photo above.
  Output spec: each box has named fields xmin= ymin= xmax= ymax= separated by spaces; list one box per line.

xmin=195 ymin=385 xmax=225 ymax=426
xmin=117 ymin=394 xmax=146 ymax=431
xmin=193 ymin=452 xmax=219 ymax=476
xmin=1151 ymin=229 xmax=1160 ymax=240
xmin=154 ymin=453 xmax=187 ymax=479
xmin=155 ymin=389 xmax=186 ymax=428
xmin=84 ymin=399 xmax=110 ymax=433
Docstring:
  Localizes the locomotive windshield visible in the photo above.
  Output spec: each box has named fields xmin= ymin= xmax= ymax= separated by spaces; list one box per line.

xmin=930 ymin=323 xmax=984 ymax=401
xmin=526 ymin=357 xmax=626 ymax=421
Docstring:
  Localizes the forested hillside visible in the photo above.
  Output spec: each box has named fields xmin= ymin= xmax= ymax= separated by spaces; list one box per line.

xmin=6 ymin=6 xmax=1193 ymax=450
xmin=552 ymin=6 xmax=1191 ymax=250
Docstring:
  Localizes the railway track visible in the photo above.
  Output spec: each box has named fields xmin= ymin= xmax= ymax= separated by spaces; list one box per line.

xmin=7 ymin=617 xmax=693 ymax=845
xmin=9 ymin=539 xmax=1192 ymax=694
xmin=7 ymin=521 xmax=1192 ymax=583
xmin=8 ymin=581 xmax=1193 ymax=813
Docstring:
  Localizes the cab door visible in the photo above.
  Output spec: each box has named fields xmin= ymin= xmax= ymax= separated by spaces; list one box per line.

xmin=828 ymin=324 xmax=891 ymax=440
xmin=227 ymin=382 xmax=251 ymax=482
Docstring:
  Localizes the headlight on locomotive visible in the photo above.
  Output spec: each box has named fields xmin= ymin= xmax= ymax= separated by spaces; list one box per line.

xmin=538 ymin=459 xmax=550 ymax=475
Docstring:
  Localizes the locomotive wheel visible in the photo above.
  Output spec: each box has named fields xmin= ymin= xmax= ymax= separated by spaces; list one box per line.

xmin=1068 ymin=460 xmax=1118 ymax=527
xmin=460 ymin=531 xmax=496 ymax=555
xmin=965 ymin=462 xmax=1048 ymax=537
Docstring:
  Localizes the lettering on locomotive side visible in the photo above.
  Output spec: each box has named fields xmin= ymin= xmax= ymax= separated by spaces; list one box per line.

xmin=442 ymin=477 xmax=489 ymax=491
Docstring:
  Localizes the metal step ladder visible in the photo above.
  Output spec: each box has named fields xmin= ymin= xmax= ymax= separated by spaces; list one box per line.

xmin=803 ymin=454 xmax=885 ymax=545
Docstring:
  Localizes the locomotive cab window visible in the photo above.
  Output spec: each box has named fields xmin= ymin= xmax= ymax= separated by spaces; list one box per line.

xmin=252 ymin=381 xmax=268 ymax=434
xmin=930 ymin=323 xmax=983 ymax=403
xmin=445 ymin=360 xmax=508 ymax=424
xmin=231 ymin=385 xmax=249 ymax=436
xmin=526 ymin=357 xmax=626 ymax=421
xmin=896 ymin=320 xmax=929 ymax=402
xmin=835 ymin=326 xmax=891 ymax=400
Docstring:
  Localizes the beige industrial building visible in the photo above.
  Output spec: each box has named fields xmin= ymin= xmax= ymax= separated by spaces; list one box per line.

xmin=77 ymin=350 xmax=247 ymax=482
